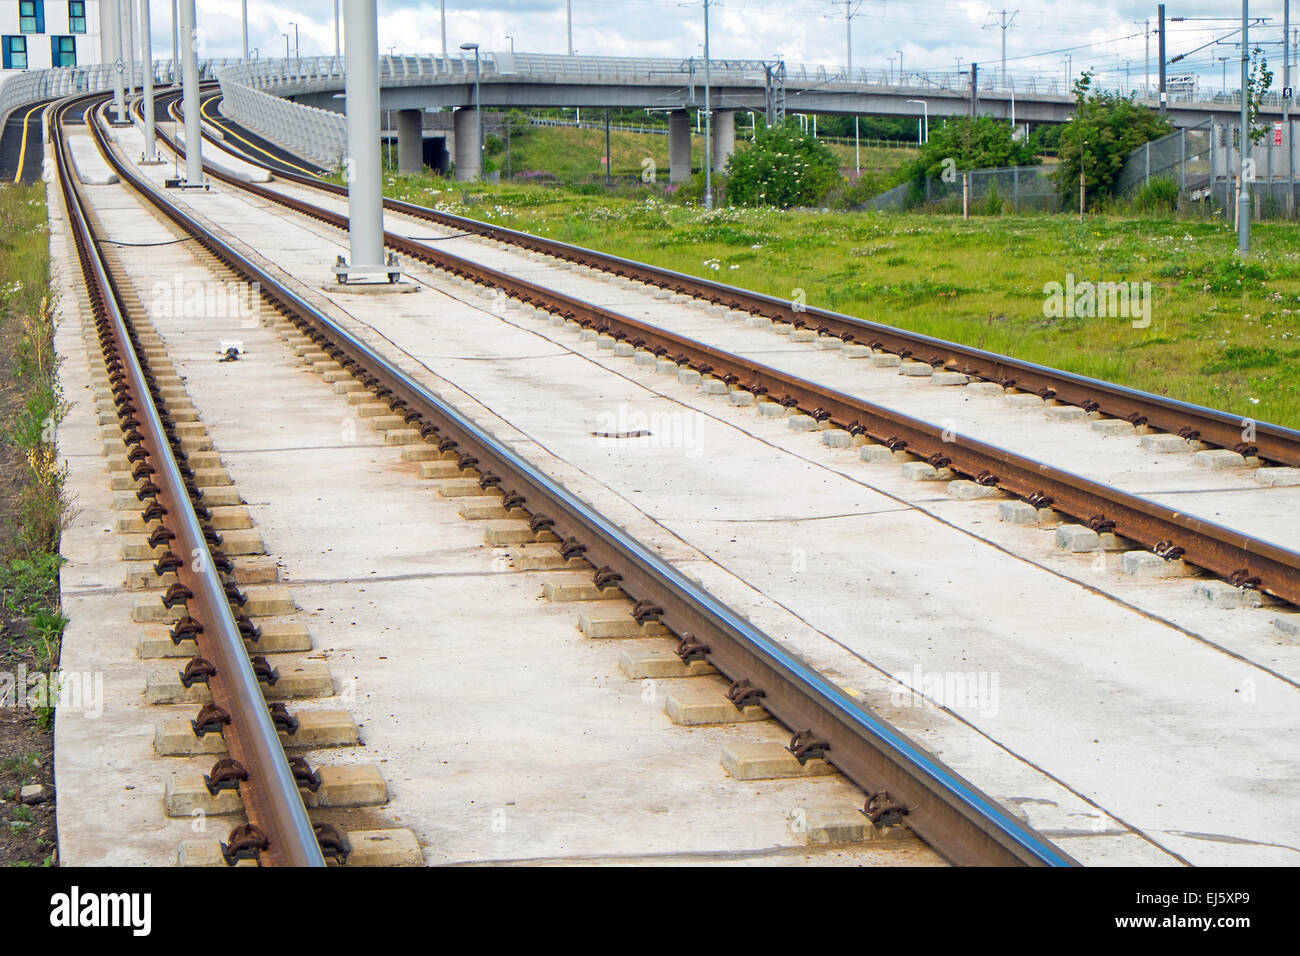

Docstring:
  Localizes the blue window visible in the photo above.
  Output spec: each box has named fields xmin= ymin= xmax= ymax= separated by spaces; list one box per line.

xmin=51 ymin=35 xmax=75 ymax=66
xmin=68 ymin=1 xmax=85 ymax=34
xmin=3 ymin=36 xmax=28 ymax=70
xmin=19 ymin=2 xmax=45 ymax=35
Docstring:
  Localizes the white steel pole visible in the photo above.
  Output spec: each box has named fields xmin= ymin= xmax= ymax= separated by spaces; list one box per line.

xmin=704 ymin=0 xmax=712 ymax=210
xmin=343 ymin=0 xmax=386 ymax=274
xmin=107 ymin=0 xmax=126 ymax=121
xmin=567 ymin=0 xmax=573 ymax=55
xmin=440 ymin=0 xmax=447 ymax=57
xmin=335 ymin=1 xmax=341 ymax=58
xmin=140 ymin=0 xmax=159 ymax=160
xmin=129 ymin=0 xmax=139 ymax=93
xmin=171 ymin=0 xmax=178 ymax=84
xmin=242 ymin=0 xmax=249 ymax=61
xmin=120 ymin=0 xmax=134 ymax=96
xmin=178 ymin=0 xmax=203 ymax=186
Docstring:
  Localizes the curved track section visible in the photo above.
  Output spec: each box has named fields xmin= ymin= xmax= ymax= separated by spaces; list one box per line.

xmin=54 ymin=93 xmax=326 ymax=868
xmin=190 ymin=91 xmax=1300 ymax=470
xmin=104 ymin=91 xmax=1077 ymax=868
xmin=151 ymin=98 xmax=1300 ymax=611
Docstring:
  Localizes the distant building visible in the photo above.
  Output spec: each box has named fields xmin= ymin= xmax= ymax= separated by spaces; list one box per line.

xmin=2 ymin=1 xmax=103 ymax=74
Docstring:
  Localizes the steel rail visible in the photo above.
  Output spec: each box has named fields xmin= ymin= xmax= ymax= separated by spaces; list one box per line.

xmin=58 ymin=94 xmax=325 ymax=867
xmin=146 ymin=118 xmax=1300 ymax=611
xmin=117 ymin=89 xmax=1075 ymax=868
xmin=178 ymin=90 xmax=1300 ymax=470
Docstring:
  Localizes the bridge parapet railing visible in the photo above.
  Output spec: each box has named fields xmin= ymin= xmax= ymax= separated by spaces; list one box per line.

xmin=0 ymin=58 xmax=240 ymax=127
xmin=217 ymin=66 xmax=347 ymax=168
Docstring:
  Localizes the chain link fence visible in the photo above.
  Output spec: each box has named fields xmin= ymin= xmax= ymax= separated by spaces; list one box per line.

xmin=1116 ymin=119 xmax=1300 ymax=219
xmin=867 ymin=164 xmax=1059 ymax=213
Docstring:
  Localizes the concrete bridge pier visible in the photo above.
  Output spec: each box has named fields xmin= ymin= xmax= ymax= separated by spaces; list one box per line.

xmin=397 ymin=109 xmax=424 ymax=175
xmin=454 ymin=107 xmax=480 ymax=181
xmin=669 ymin=109 xmax=692 ymax=183
xmin=712 ymin=109 xmax=735 ymax=172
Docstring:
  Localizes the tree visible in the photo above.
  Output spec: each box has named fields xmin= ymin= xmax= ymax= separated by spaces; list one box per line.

xmin=724 ymin=119 xmax=841 ymax=207
xmin=1246 ymin=49 xmax=1275 ymax=144
xmin=1054 ymin=87 xmax=1174 ymax=209
xmin=894 ymin=115 xmax=1039 ymax=193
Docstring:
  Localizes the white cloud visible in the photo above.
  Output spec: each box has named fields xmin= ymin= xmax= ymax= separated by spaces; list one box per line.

xmin=171 ymin=0 xmax=1281 ymax=93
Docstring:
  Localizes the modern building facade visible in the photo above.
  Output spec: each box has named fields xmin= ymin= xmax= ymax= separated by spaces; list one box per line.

xmin=1 ymin=1 xmax=103 ymax=73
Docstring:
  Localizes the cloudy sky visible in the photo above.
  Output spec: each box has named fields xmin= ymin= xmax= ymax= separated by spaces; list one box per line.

xmin=175 ymin=1 xmax=1293 ymax=94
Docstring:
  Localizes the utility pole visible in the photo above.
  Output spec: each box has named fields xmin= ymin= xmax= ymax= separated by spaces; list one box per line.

xmin=241 ymin=0 xmax=247 ymax=61
xmin=703 ymin=0 xmax=713 ymax=210
xmin=335 ymin=0 xmax=341 ymax=58
xmin=835 ymin=1 xmax=864 ymax=175
xmin=1158 ymin=3 xmax=1167 ymax=114
xmin=984 ymin=9 xmax=1018 ymax=87
xmin=567 ymin=0 xmax=573 ymax=55
xmin=970 ymin=62 xmax=978 ymax=117
xmin=1286 ymin=0 xmax=1293 ymax=216
xmin=441 ymin=0 xmax=447 ymax=57
xmin=1239 ymin=0 xmax=1251 ymax=253
xmin=1144 ymin=18 xmax=1151 ymax=98
xmin=835 ymin=0 xmax=863 ymax=76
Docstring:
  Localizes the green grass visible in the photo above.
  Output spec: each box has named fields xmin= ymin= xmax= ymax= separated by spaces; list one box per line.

xmin=380 ymin=176 xmax=1300 ymax=428
xmin=0 ymin=182 xmax=68 ymax=677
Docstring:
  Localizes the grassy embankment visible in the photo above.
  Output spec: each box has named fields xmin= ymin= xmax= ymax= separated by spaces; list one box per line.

xmin=373 ymin=122 xmax=918 ymax=184
xmin=0 ymin=181 xmax=68 ymax=867
xmin=382 ymin=165 xmax=1300 ymax=430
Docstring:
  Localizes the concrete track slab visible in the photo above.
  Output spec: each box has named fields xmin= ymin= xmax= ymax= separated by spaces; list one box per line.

xmin=98 ymin=141 xmax=1300 ymax=865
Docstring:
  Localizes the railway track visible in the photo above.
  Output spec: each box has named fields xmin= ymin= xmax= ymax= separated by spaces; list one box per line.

xmin=159 ymin=91 xmax=1300 ymax=611
xmin=52 ymin=90 xmax=1094 ymax=866
xmin=191 ymin=92 xmax=1300 ymax=472
xmin=51 ymin=94 xmax=328 ymax=866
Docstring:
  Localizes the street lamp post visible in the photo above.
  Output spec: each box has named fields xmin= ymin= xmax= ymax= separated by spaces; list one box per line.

xmin=906 ymin=99 xmax=928 ymax=143
xmin=289 ymin=21 xmax=299 ymax=68
xmin=282 ymin=33 xmax=289 ymax=63
xmin=460 ymin=42 xmax=483 ymax=180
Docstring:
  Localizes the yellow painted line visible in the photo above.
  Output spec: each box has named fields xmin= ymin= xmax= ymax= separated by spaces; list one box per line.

xmin=199 ymin=95 xmax=323 ymax=178
xmin=12 ymin=102 xmax=43 ymax=184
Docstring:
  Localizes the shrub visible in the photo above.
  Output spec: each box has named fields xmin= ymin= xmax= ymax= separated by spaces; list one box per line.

xmin=725 ymin=119 xmax=841 ymax=208
xmin=1133 ymin=176 xmax=1180 ymax=214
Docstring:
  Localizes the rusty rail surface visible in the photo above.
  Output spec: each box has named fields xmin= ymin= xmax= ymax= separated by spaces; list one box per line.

xmin=58 ymin=94 xmax=325 ymax=866
xmin=113 ymin=90 xmax=1079 ymax=867
xmin=184 ymin=91 xmax=1300 ymax=470
xmin=146 ymin=112 xmax=1300 ymax=611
